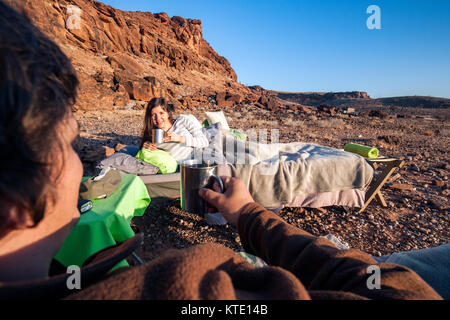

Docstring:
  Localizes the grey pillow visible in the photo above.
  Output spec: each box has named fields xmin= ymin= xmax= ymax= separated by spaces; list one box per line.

xmin=198 ymin=122 xmax=226 ymax=165
xmin=97 ymin=152 xmax=159 ymax=175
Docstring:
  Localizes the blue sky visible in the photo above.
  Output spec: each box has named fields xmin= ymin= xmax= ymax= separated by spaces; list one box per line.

xmin=100 ymin=0 xmax=450 ymax=98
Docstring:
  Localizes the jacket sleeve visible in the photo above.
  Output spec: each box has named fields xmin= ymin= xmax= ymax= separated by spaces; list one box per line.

xmin=237 ymin=202 xmax=442 ymax=300
xmin=179 ymin=115 xmax=209 ymax=148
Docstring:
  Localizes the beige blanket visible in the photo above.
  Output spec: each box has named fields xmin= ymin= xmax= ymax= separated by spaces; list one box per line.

xmin=223 ymin=135 xmax=374 ymax=207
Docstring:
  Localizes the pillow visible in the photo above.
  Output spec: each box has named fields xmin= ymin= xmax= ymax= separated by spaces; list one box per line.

xmin=97 ymin=153 xmax=159 ymax=175
xmin=198 ymin=122 xmax=226 ymax=165
xmin=136 ymin=148 xmax=178 ymax=174
xmin=205 ymin=111 xmax=230 ymax=131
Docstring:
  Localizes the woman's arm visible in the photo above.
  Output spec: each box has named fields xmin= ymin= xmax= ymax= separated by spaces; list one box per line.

xmin=177 ymin=115 xmax=209 ymax=148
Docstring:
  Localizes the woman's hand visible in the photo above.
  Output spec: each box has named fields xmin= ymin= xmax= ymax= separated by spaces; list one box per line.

xmin=198 ymin=177 xmax=255 ymax=227
xmin=143 ymin=141 xmax=157 ymax=151
xmin=164 ymin=131 xmax=185 ymax=143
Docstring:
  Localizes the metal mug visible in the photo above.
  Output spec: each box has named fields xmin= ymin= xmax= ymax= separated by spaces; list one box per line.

xmin=152 ymin=128 xmax=165 ymax=144
xmin=180 ymin=160 xmax=224 ymax=215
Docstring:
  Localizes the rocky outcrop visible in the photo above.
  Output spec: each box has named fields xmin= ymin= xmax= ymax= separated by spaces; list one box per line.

xmin=272 ymin=91 xmax=450 ymax=110
xmin=7 ymin=0 xmax=249 ymax=111
xmin=272 ymin=91 xmax=371 ymax=107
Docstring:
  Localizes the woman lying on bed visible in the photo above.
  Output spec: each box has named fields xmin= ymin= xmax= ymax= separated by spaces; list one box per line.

xmin=140 ymin=98 xmax=208 ymax=162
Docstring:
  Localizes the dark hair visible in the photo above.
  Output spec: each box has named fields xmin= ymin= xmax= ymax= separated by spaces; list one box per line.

xmin=0 ymin=2 xmax=79 ymax=238
xmin=140 ymin=97 xmax=175 ymax=148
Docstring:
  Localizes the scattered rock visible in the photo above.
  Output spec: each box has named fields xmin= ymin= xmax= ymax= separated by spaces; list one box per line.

xmin=81 ymin=145 xmax=115 ymax=163
xmin=433 ymin=180 xmax=445 ymax=188
xmin=378 ymin=135 xmax=400 ymax=145
xmin=387 ymin=184 xmax=413 ymax=191
xmin=428 ymin=199 xmax=448 ymax=211
xmin=369 ymin=110 xmax=387 ymax=119
xmin=317 ymin=104 xmax=339 ymax=115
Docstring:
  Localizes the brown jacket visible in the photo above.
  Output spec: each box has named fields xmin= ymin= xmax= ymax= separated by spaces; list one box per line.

xmin=67 ymin=203 xmax=442 ymax=300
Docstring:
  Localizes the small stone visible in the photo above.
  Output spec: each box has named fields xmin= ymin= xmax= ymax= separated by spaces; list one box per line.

xmin=433 ymin=180 xmax=445 ymax=188
xmin=387 ymin=184 xmax=413 ymax=191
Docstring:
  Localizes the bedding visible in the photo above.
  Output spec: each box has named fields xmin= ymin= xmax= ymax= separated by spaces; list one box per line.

xmin=221 ymin=135 xmax=374 ymax=208
xmin=156 ymin=122 xmax=225 ymax=164
xmin=97 ymin=153 xmax=159 ymax=175
xmin=103 ymin=130 xmax=374 ymax=209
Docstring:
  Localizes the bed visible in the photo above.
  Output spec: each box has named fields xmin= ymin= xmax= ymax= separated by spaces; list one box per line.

xmin=100 ymin=129 xmax=373 ymax=210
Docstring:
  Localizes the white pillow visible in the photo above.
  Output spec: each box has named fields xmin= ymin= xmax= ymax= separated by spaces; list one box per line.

xmin=205 ymin=111 xmax=230 ymax=131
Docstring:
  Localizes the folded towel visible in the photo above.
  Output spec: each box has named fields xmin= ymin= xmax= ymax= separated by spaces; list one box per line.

xmin=344 ymin=143 xmax=379 ymax=158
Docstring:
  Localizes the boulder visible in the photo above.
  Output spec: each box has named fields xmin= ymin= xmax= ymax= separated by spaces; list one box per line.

xmin=378 ymin=135 xmax=401 ymax=145
xmin=81 ymin=145 xmax=115 ymax=163
xmin=317 ymin=104 xmax=339 ymax=115
xmin=369 ymin=110 xmax=387 ymax=119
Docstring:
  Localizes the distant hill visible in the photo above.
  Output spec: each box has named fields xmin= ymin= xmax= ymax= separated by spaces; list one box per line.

xmin=376 ymin=96 xmax=450 ymax=109
xmin=271 ymin=91 xmax=450 ymax=109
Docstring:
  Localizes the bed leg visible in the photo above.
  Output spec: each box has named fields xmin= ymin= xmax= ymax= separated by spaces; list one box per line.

xmin=359 ymin=159 xmax=404 ymax=213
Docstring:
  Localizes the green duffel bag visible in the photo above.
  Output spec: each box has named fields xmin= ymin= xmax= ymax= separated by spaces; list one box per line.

xmin=136 ymin=148 xmax=178 ymax=174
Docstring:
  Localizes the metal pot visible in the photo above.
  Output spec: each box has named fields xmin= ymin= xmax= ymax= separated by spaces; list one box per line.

xmin=180 ymin=160 xmax=224 ymax=215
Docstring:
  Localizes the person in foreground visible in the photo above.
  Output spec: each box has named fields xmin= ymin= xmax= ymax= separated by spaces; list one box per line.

xmin=0 ymin=1 xmax=443 ymax=300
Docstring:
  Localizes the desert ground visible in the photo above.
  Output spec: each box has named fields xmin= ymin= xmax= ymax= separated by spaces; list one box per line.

xmin=74 ymin=104 xmax=449 ymax=264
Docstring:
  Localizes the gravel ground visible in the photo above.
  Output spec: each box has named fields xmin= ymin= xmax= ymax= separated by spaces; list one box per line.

xmin=74 ymin=106 xmax=450 ymax=263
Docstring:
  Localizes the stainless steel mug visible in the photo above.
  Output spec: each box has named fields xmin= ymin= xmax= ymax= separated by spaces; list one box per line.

xmin=152 ymin=128 xmax=164 ymax=144
xmin=180 ymin=160 xmax=224 ymax=215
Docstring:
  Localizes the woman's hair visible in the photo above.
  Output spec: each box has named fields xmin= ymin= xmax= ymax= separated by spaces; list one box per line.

xmin=140 ymin=97 xmax=175 ymax=148
xmin=0 ymin=2 xmax=79 ymax=238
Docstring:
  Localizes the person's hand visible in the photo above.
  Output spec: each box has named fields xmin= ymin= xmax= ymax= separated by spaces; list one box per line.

xmin=164 ymin=131 xmax=185 ymax=143
xmin=199 ymin=176 xmax=254 ymax=226
xmin=143 ymin=141 xmax=157 ymax=151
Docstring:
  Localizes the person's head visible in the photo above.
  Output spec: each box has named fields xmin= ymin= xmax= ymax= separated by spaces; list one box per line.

xmin=0 ymin=1 xmax=81 ymax=255
xmin=141 ymin=97 xmax=175 ymax=147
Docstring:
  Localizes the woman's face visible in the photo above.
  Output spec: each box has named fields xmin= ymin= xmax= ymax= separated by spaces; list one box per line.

xmin=151 ymin=106 xmax=171 ymax=129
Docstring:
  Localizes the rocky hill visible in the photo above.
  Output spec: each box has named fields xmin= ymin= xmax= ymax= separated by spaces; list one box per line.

xmin=272 ymin=91 xmax=450 ymax=109
xmin=7 ymin=0 xmax=449 ymax=114
xmin=272 ymin=91 xmax=371 ymax=107
xmin=7 ymin=0 xmax=277 ymax=111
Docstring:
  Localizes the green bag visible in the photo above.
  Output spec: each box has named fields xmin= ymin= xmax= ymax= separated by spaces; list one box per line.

xmin=229 ymin=128 xmax=247 ymax=141
xmin=136 ymin=148 xmax=178 ymax=174
xmin=344 ymin=143 xmax=379 ymax=158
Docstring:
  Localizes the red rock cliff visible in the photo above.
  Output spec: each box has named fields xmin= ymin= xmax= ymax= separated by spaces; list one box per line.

xmin=7 ymin=0 xmax=250 ymax=110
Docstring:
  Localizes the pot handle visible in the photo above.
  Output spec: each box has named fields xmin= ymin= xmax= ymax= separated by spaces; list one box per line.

xmin=211 ymin=175 xmax=224 ymax=193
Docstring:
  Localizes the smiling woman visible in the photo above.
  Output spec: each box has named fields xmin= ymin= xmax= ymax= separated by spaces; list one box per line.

xmin=140 ymin=97 xmax=208 ymax=161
